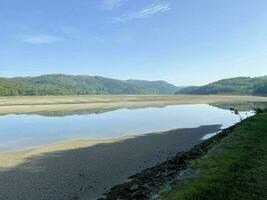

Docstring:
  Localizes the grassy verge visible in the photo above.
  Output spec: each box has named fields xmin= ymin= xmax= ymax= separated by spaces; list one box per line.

xmin=166 ymin=111 xmax=267 ymax=200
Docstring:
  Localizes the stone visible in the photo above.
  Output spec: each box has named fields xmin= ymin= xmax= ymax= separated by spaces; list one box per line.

xmin=130 ymin=184 xmax=139 ymax=191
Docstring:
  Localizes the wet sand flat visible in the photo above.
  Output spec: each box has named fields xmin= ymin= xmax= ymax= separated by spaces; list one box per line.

xmin=0 ymin=125 xmax=220 ymax=200
xmin=0 ymin=94 xmax=267 ymax=115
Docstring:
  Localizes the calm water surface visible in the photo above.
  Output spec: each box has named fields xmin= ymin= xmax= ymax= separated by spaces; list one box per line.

xmin=0 ymin=104 xmax=253 ymax=152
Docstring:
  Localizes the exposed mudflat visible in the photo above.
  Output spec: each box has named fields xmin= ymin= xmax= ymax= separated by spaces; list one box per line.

xmin=0 ymin=125 xmax=220 ymax=200
xmin=0 ymin=94 xmax=266 ymax=115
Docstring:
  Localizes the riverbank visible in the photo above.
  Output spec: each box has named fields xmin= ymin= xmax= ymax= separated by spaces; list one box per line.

xmin=103 ymin=110 xmax=267 ymax=199
xmin=167 ymin=110 xmax=267 ymax=200
xmin=0 ymin=94 xmax=267 ymax=115
xmin=0 ymin=125 xmax=220 ymax=200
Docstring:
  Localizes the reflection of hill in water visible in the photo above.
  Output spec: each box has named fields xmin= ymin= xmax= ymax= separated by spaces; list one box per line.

xmin=210 ymin=101 xmax=267 ymax=111
xmin=33 ymin=108 xmax=118 ymax=117
xmin=2 ymin=102 xmax=266 ymax=117
xmin=6 ymin=105 xmax=167 ymax=117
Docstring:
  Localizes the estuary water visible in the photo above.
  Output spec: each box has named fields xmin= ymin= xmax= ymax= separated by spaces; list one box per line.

xmin=0 ymin=104 xmax=254 ymax=152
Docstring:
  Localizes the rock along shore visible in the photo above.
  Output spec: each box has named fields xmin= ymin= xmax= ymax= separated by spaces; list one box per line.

xmin=102 ymin=122 xmax=240 ymax=200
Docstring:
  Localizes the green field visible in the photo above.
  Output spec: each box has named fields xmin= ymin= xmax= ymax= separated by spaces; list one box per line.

xmin=165 ymin=110 xmax=267 ymax=200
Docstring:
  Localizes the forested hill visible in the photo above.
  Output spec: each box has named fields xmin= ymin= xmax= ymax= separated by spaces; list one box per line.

xmin=0 ymin=74 xmax=180 ymax=96
xmin=177 ymin=76 xmax=267 ymax=96
xmin=125 ymin=79 xmax=183 ymax=94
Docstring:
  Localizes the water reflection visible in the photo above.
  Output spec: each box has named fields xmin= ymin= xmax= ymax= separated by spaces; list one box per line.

xmin=1 ymin=101 xmax=266 ymax=117
xmin=0 ymin=104 xmax=255 ymax=152
xmin=210 ymin=101 xmax=267 ymax=111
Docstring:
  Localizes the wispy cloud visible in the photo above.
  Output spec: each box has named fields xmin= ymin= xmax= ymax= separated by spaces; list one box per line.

xmin=99 ymin=0 xmax=126 ymax=10
xmin=113 ymin=3 xmax=171 ymax=22
xmin=19 ymin=34 xmax=65 ymax=44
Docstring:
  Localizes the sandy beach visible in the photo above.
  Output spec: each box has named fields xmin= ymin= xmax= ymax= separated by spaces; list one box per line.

xmin=0 ymin=95 xmax=267 ymax=115
xmin=0 ymin=125 xmax=220 ymax=200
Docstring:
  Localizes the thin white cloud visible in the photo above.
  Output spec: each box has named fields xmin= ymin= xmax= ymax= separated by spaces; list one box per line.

xmin=114 ymin=3 xmax=171 ymax=22
xmin=99 ymin=0 xmax=126 ymax=10
xmin=19 ymin=34 xmax=65 ymax=44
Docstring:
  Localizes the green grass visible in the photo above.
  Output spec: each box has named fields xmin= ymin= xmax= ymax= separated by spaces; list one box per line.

xmin=166 ymin=111 xmax=267 ymax=200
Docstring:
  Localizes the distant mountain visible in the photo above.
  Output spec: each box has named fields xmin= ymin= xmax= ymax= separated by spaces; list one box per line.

xmin=177 ymin=76 xmax=267 ymax=96
xmin=0 ymin=74 xmax=181 ymax=96
xmin=126 ymin=79 xmax=183 ymax=94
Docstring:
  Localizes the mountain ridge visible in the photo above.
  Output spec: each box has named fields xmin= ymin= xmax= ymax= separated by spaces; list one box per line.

xmin=0 ymin=74 xmax=180 ymax=96
xmin=177 ymin=76 xmax=267 ymax=96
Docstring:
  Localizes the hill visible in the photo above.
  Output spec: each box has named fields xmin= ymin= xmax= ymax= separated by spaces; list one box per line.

xmin=178 ymin=76 xmax=267 ymax=96
xmin=126 ymin=79 xmax=184 ymax=94
xmin=0 ymin=74 xmax=180 ymax=96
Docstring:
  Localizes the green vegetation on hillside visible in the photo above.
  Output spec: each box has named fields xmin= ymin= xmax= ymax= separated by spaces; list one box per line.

xmin=0 ymin=74 xmax=179 ymax=96
xmin=126 ymin=79 xmax=183 ymax=94
xmin=177 ymin=76 xmax=267 ymax=96
xmin=166 ymin=110 xmax=267 ymax=200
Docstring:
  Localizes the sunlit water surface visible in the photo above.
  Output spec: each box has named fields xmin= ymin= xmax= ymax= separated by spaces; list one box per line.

xmin=0 ymin=104 xmax=254 ymax=152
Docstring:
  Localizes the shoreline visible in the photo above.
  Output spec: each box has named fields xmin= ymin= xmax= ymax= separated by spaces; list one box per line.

xmin=0 ymin=135 xmax=136 ymax=168
xmin=0 ymin=125 xmax=221 ymax=200
xmin=102 ymin=117 xmax=251 ymax=199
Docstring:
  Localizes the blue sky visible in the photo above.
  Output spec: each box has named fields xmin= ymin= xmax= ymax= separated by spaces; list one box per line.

xmin=1 ymin=0 xmax=267 ymax=85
